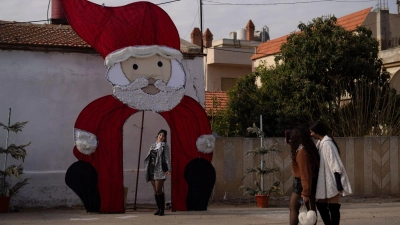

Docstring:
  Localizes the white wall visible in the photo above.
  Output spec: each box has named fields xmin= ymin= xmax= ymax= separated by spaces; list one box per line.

xmin=0 ymin=49 xmax=204 ymax=207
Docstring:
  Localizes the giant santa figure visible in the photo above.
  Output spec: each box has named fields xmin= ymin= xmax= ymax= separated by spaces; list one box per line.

xmin=62 ymin=0 xmax=216 ymax=213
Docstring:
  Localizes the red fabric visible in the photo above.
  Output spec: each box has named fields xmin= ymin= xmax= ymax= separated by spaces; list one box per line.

xmin=160 ymin=96 xmax=213 ymax=211
xmin=60 ymin=0 xmax=180 ymax=58
xmin=73 ymin=95 xmax=213 ymax=212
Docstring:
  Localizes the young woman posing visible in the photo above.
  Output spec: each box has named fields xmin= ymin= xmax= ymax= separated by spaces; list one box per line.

xmin=310 ymin=121 xmax=352 ymax=225
xmin=288 ymin=127 xmax=320 ymax=225
xmin=144 ymin=129 xmax=172 ymax=216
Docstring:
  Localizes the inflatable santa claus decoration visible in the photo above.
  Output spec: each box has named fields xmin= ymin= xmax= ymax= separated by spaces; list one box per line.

xmin=61 ymin=0 xmax=216 ymax=213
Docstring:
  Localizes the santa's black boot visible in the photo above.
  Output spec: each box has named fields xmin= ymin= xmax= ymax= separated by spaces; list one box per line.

xmin=154 ymin=194 xmax=161 ymax=215
xmin=329 ymin=203 xmax=341 ymax=225
xmin=158 ymin=193 xmax=165 ymax=216
xmin=316 ymin=202 xmax=332 ymax=225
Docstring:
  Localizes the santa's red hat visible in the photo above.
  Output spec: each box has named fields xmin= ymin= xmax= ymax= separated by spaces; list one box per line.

xmin=60 ymin=0 xmax=182 ymax=67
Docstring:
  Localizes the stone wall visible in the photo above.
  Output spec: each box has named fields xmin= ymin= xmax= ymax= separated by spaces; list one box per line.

xmin=211 ymin=137 xmax=400 ymax=200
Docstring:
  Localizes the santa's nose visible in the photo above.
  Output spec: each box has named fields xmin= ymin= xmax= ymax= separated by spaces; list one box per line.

xmin=147 ymin=78 xmax=156 ymax=85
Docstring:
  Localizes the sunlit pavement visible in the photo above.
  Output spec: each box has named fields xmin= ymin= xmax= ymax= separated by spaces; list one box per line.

xmin=1 ymin=201 xmax=400 ymax=225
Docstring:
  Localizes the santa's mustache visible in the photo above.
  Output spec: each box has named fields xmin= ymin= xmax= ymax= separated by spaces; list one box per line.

xmin=115 ymin=77 xmax=182 ymax=92
xmin=112 ymin=77 xmax=185 ymax=112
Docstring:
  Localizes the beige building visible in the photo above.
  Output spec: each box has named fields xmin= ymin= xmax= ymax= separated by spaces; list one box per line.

xmin=191 ymin=20 xmax=268 ymax=92
xmin=252 ymin=2 xmax=400 ymax=91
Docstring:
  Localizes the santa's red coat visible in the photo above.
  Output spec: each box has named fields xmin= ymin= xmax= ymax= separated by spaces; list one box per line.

xmin=73 ymin=95 xmax=213 ymax=213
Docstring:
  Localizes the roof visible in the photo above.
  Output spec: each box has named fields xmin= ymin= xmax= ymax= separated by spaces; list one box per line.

xmin=251 ymin=7 xmax=373 ymax=60
xmin=0 ymin=21 xmax=201 ymax=55
xmin=205 ymin=91 xmax=229 ymax=115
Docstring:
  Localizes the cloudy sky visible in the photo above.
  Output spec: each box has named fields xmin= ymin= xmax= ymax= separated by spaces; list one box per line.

xmin=0 ymin=0 xmax=398 ymax=42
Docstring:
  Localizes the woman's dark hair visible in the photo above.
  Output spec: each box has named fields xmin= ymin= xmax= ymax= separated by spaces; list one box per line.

xmin=289 ymin=126 xmax=320 ymax=167
xmin=284 ymin=130 xmax=291 ymax=144
xmin=309 ymin=121 xmax=340 ymax=155
xmin=309 ymin=121 xmax=328 ymax=136
xmin=156 ymin=129 xmax=168 ymax=143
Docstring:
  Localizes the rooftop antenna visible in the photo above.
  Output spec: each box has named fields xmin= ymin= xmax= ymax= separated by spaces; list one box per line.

xmin=377 ymin=0 xmax=389 ymax=10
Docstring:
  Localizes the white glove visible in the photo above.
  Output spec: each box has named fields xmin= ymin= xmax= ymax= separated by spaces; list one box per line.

xmin=74 ymin=128 xmax=98 ymax=155
xmin=196 ymin=134 xmax=215 ymax=153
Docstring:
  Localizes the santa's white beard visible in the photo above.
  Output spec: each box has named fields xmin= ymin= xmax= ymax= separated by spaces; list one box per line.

xmin=113 ymin=77 xmax=185 ymax=112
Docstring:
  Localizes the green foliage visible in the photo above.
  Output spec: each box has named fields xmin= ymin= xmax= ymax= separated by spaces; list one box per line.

xmin=239 ymin=125 xmax=282 ymax=196
xmin=207 ymin=95 xmax=231 ymax=137
xmin=0 ymin=111 xmax=30 ymax=197
xmin=212 ymin=16 xmax=396 ymax=137
xmin=316 ymin=79 xmax=400 ymax=136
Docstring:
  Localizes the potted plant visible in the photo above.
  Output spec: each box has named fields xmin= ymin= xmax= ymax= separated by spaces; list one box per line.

xmin=240 ymin=123 xmax=283 ymax=208
xmin=0 ymin=108 xmax=30 ymax=213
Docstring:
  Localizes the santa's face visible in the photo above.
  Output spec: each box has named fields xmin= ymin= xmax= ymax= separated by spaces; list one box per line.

xmin=106 ymin=53 xmax=186 ymax=112
xmin=121 ymin=55 xmax=172 ymax=94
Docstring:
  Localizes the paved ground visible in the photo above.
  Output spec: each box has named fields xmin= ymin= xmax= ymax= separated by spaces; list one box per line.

xmin=1 ymin=196 xmax=400 ymax=225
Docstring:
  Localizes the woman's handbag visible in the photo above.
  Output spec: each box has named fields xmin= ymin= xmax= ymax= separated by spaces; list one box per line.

xmin=298 ymin=201 xmax=317 ymax=225
xmin=161 ymin=148 xmax=168 ymax=172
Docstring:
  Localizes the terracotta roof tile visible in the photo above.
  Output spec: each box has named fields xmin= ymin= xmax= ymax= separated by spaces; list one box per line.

xmin=205 ymin=91 xmax=228 ymax=115
xmin=0 ymin=21 xmax=200 ymax=54
xmin=0 ymin=22 xmax=89 ymax=48
xmin=251 ymin=7 xmax=373 ymax=60
xmin=250 ymin=34 xmax=290 ymax=60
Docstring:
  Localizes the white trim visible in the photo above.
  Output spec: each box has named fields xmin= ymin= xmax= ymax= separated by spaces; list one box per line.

xmin=74 ymin=128 xmax=98 ymax=155
xmin=196 ymin=134 xmax=216 ymax=153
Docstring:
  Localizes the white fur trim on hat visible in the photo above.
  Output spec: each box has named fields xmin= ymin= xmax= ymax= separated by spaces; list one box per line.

xmin=105 ymin=45 xmax=183 ymax=68
xmin=196 ymin=134 xmax=216 ymax=154
xmin=74 ymin=128 xmax=98 ymax=155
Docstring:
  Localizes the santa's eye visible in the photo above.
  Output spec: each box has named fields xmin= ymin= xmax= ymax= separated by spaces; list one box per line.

xmin=133 ymin=64 xmax=138 ymax=70
xmin=157 ymin=61 xmax=163 ymax=67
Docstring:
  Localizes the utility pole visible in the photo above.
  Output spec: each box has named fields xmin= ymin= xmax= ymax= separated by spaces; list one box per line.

xmin=200 ymin=0 xmax=203 ymax=53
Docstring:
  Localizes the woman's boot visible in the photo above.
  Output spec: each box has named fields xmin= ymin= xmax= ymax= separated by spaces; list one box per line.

xmin=316 ymin=202 xmax=332 ymax=225
xmin=154 ymin=194 xmax=160 ymax=215
xmin=158 ymin=193 xmax=165 ymax=216
xmin=329 ymin=204 xmax=341 ymax=225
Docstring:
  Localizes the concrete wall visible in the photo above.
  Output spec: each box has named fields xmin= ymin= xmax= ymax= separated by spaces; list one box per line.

xmin=252 ymin=55 xmax=276 ymax=71
xmin=206 ymin=47 xmax=254 ymax=66
xmin=212 ymin=137 xmax=400 ymax=200
xmin=0 ymin=49 xmax=205 ymax=207
xmin=381 ymin=46 xmax=400 ymax=92
xmin=205 ymin=64 xmax=251 ymax=91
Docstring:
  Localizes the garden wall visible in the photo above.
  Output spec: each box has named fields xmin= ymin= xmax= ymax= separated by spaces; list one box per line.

xmin=212 ymin=137 xmax=400 ymax=200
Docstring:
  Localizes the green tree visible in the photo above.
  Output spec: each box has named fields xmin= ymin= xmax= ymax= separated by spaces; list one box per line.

xmin=213 ymin=16 xmax=395 ymax=137
xmin=273 ymin=16 xmax=388 ymax=117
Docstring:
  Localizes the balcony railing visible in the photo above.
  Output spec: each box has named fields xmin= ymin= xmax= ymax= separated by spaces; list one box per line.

xmin=382 ymin=37 xmax=400 ymax=50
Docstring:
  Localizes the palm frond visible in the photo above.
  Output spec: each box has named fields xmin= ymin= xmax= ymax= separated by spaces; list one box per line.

xmin=239 ymin=185 xmax=258 ymax=196
xmin=0 ymin=121 xmax=28 ymax=133
xmin=9 ymin=178 xmax=30 ymax=196
xmin=246 ymin=123 xmax=264 ymax=138
xmin=268 ymin=181 xmax=283 ymax=195
xmin=5 ymin=143 xmax=30 ymax=161
xmin=4 ymin=165 xmax=24 ymax=178
xmin=245 ymin=144 xmax=281 ymax=157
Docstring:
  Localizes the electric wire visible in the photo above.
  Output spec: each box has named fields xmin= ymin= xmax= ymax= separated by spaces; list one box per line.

xmin=183 ymin=0 xmax=200 ymax=40
xmin=157 ymin=0 xmax=181 ymax=5
xmin=203 ymin=0 xmax=377 ymax=5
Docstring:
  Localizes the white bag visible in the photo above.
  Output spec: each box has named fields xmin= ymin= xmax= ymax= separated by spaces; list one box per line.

xmin=298 ymin=202 xmax=317 ymax=225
